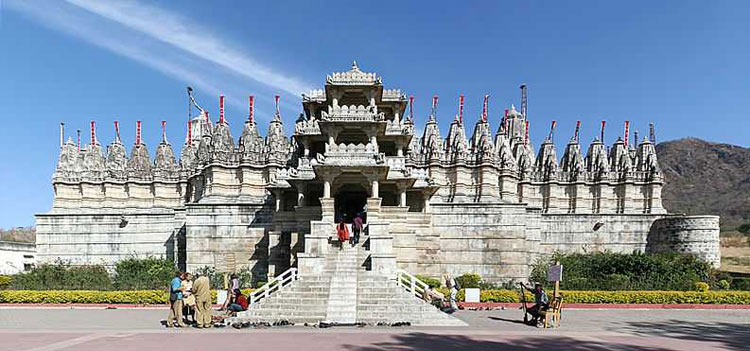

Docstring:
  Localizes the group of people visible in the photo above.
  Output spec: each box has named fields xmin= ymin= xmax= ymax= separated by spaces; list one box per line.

xmin=335 ymin=212 xmax=364 ymax=249
xmin=167 ymin=271 xmax=213 ymax=328
xmin=220 ymin=274 xmax=249 ymax=314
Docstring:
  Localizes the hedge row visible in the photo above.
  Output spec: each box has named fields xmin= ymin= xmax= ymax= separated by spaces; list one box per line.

xmin=434 ymin=288 xmax=750 ymax=304
xmin=0 ymin=289 xmax=255 ymax=304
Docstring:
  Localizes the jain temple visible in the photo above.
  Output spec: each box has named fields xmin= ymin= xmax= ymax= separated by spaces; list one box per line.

xmin=37 ymin=63 xmax=720 ymax=300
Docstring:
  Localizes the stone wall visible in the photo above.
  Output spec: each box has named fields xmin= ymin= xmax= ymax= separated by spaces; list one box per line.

xmin=0 ymin=241 xmax=36 ymax=274
xmin=35 ymin=209 xmax=182 ymax=268
xmin=184 ymin=203 xmax=273 ymax=280
xmin=539 ymin=214 xmax=663 ymax=255
xmin=646 ymin=215 xmax=721 ymax=268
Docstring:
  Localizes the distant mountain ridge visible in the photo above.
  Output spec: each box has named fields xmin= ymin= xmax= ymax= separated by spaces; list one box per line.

xmin=657 ymin=138 xmax=750 ymax=231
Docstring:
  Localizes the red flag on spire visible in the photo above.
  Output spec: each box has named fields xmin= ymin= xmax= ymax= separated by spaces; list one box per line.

xmin=574 ymin=120 xmax=581 ymax=142
xmin=458 ymin=94 xmax=464 ymax=123
xmin=275 ymin=95 xmax=281 ymax=115
xmin=481 ymin=95 xmax=489 ymax=122
xmin=77 ymin=129 xmax=81 ymax=151
xmin=186 ymin=120 xmax=192 ymax=146
xmin=524 ymin=121 xmax=530 ymax=145
xmin=219 ymin=95 xmax=225 ymax=124
xmin=624 ymin=120 xmax=630 ymax=148
xmin=600 ymin=121 xmax=606 ymax=142
xmin=114 ymin=121 xmax=121 ymax=142
xmin=432 ymin=95 xmax=438 ymax=115
xmin=161 ymin=120 xmax=167 ymax=142
xmin=90 ymin=121 xmax=96 ymax=146
xmin=136 ymin=121 xmax=142 ymax=146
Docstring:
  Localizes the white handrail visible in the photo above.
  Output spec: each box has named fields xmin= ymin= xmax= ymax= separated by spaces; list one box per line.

xmin=249 ymin=267 xmax=298 ymax=306
xmin=395 ymin=269 xmax=430 ymax=300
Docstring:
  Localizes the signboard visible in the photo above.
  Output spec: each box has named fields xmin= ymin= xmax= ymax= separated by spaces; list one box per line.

xmin=548 ymin=264 xmax=563 ymax=282
xmin=216 ymin=290 xmax=228 ymax=305
xmin=464 ymin=288 xmax=480 ymax=303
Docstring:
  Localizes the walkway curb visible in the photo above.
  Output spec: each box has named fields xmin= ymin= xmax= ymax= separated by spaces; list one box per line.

xmin=1 ymin=302 xmax=749 ymax=309
xmin=459 ymin=302 xmax=750 ymax=309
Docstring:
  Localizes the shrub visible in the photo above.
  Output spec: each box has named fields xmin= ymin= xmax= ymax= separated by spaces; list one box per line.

xmin=10 ymin=262 xmax=112 ymax=290
xmin=694 ymin=282 xmax=710 ymax=292
xmin=192 ymin=266 xmax=255 ymax=290
xmin=732 ymin=278 xmax=750 ymax=291
xmin=0 ymin=275 xmax=12 ymax=290
xmin=415 ymin=275 xmax=441 ymax=288
xmin=113 ymin=257 xmax=175 ymax=290
xmin=455 ymin=273 xmax=482 ymax=289
xmin=530 ymin=251 xmax=716 ymax=291
xmin=718 ymin=280 xmax=731 ymax=290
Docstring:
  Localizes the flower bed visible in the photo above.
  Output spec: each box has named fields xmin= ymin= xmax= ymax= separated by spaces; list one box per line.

xmin=0 ymin=289 xmax=255 ymax=304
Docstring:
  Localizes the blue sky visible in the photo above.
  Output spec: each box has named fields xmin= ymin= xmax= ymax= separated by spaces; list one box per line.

xmin=0 ymin=0 xmax=749 ymax=228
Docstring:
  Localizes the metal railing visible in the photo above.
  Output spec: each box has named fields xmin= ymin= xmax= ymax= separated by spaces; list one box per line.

xmin=249 ymin=267 xmax=298 ymax=306
xmin=395 ymin=269 xmax=430 ymax=300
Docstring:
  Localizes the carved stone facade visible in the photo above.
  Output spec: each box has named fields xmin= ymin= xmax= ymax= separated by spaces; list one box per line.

xmin=36 ymin=63 xmax=720 ymax=282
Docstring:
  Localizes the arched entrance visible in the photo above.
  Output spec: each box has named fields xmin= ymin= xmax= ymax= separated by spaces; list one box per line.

xmin=334 ymin=183 xmax=367 ymax=223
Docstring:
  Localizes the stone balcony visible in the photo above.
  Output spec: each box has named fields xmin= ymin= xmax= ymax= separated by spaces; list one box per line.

xmin=316 ymin=142 xmax=384 ymax=167
xmin=294 ymin=118 xmax=321 ymax=136
xmin=384 ymin=120 xmax=413 ymax=136
xmin=320 ymin=104 xmax=385 ymax=123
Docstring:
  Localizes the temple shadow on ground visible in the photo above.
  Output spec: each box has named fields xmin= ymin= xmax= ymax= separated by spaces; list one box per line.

xmin=620 ymin=319 xmax=750 ymax=351
xmin=342 ymin=333 xmax=673 ymax=351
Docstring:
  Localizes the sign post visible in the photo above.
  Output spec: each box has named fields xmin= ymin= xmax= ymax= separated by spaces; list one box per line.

xmin=547 ymin=261 xmax=563 ymax=298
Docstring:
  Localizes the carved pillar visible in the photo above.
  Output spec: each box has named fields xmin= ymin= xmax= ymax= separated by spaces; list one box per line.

xmin=323 ymin=179 xmax=331 ymax=198
xmin=272 ymin=189 xmax=282 ymax=212
xmin=397 ymin=184 xmax=407 ymax=207
xmin=371 ymin=179 xmax=379 ymax=198
xmin=423 ymin=192 xmax=431 ymax=213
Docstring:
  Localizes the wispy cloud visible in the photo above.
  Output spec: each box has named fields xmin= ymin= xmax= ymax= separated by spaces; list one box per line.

xmin=66 ymin=0 xmax=313 ymax=96
xmin=5 ymin=0 xmax=310 ymax=119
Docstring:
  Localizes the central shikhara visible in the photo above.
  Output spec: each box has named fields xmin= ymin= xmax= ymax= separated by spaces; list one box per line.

xmin=38 ymin=63 xmax=720 ymax=284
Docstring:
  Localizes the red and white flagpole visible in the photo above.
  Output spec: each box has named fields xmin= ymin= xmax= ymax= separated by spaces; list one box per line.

xmin=77 ymin=129 xmax=81 ymax=151
xmin=458 ymin=94 xmax=464 ymax=123
xmin=90 ymin=121 xmax=97 ymax=146
xmin=219 ymin=95 xmax=225 ymax=124
xmin=574 ymin=120 xmax=581 ymax=142
xmin=59 ymin=122 xmax=64 ymax=148
xmin=524 ymin=121 xmax=530 ymax=145
xmin=624 ymin=120 xmax=630 ymax=148
xmin=481 ymin=95 xmax=489 ymax=122
xmin=549 ymin=120 xmax=557 ymax=141
xmin=600 ymin=121 xmax=606 ymax=142
xmin=114 ymin=121 xmax=121 ymax=143
xmin=275 ymin=95 xmax=280 ymax=115
xmin=432 ymin=95 xmax=438 ymax=117
xmin=248 ymin=95 xmax=255 ymax=123
xmin=186 ymin=120 xmax=192 ymax=146
xmin=161 ymin=120 xmax=167 ymax=143
xmin=136 ymin=121 xmax=142 ymax=146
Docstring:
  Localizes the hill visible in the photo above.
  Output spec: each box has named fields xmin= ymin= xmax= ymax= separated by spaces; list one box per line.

xmin=657 ymin=138 xmax=750 ymax=231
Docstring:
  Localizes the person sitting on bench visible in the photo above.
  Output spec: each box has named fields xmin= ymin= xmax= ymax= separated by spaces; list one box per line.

xmin=521 ymin=283 xmax=549 ymax=325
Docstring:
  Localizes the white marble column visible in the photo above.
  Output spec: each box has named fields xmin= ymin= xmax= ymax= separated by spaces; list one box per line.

xmin=323 ymin=179 xmax=331 ymax=198
xmin=371 ymin=179 xmax=379 ymax=198
xmin=399 ymin=189 xmax=407 ymax=207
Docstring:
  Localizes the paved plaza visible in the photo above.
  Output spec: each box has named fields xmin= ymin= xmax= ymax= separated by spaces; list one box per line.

xmin=0 ymin=307 xmax=747 ymax=350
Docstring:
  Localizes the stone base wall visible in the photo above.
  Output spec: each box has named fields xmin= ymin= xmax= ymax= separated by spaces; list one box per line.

xmin=539 ymin=214 xmax=664 ymax=255
xmin=647 ymin=215 xmax=721 ymax=268
xmin=35 ymin=209 xmax=183 ymax=268
xmin=184 ymin=203 xmax=273 ymax=280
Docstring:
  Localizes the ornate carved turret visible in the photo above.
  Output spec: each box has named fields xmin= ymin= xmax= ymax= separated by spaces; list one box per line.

xmin=560 ymin=138 xmax=585 ymax=181
xmin=445 ymin=116 xmax=469 ymax=162
xmin=470 ymin=118 xmax=494 ymax=163
xmin=266 ymin=100 xmax=291 ymax=165
xmin=239 ymin=118 xmax=264 ymax=164
xmin=585 ymin=138 xmax=609 ymax=181
xmin=54 ymin=137 xmax=80 ymax=181
xmin=420 ymin=112 xmax=443 ymax=163
xmin=154 ymin=121 xmax=179 ymax=178
xmin=635 ymin=137 xmax=662 ymax=181
xmin=535 ymin=139 xmax=558 ymax=181
xmin=513 ymin=141 xmax=535 ymax=180
xmin=609 ymin=137 xmax=632 ymax=180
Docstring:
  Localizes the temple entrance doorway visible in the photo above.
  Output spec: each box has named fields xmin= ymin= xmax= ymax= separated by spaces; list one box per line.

xmin=334 ymin=184 xmax=367 ymax=224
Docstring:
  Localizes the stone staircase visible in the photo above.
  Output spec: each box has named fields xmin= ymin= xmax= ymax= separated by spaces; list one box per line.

xmin=234 ymin=239 xmax=464 ymax=326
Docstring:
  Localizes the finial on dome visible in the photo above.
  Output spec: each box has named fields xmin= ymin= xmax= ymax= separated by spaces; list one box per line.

xmin=352 ymin=60 xmax=359 ymax=70
xmin=77 ymin=129 xmax=81 ymax=151
xmin=600 ymin=120 xmax=606 ymax=142
xmin=574 ymin=120 xmax=581 ymax=142
xmin=431 ymin=95 xmax=438 ymax=119
xmin=649 ymin=122 xmax=656 ymax=144
xmin=59 ymin=122 xmax=65 ymax=148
